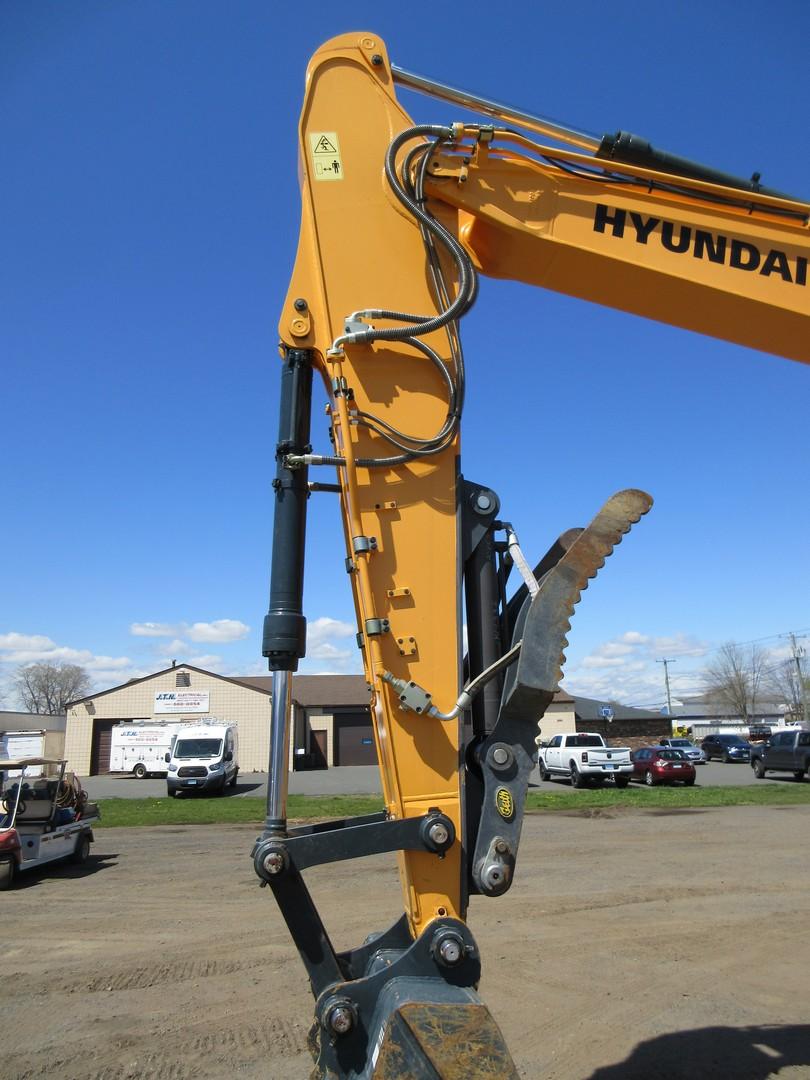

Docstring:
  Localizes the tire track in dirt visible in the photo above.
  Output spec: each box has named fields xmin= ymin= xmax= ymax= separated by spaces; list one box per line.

xmin=9 ymin=1017 xmax=308 ymax=1080
xmin=59 ymin=954 xmax=267 ymax=994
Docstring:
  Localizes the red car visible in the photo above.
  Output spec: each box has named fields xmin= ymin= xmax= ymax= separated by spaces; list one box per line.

xmin=631 ymin=746 xmax=696 ymax=786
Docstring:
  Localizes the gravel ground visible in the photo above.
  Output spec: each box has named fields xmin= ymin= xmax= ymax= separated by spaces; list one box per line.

xmin=3 ymin=805 xmax=810 ymax=1079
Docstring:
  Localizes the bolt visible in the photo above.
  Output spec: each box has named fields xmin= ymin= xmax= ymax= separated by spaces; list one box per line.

xmin=433 ymin=931 xmax=465 ymax=967
xmin=294 ymin=298 xmax=308 ymax=312
xmin=492 ymin=746 xmax=509 ymax=766
xmin=371 ymin=53 xmax=383 ymax=66
xmin=262 ymin=850 xmax=286 ymax=875
xmin=483 ymin=865 xmax=502 ymax=887
xmin=439 ymin=938 xmax=463 ymax=965
xmin=494 ymin=839 xmax=509 ymax=855
xmin=428 ymin=821 xmax=450 ymax=847
xmin=324 ymin=1000 xmax=356 ymax=1036
xmin=473 ymin=492 xmax=493 ymax=514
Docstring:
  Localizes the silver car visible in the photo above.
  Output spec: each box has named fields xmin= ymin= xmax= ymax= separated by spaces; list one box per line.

xmin=661 ymin=737 xmax=706 ymax=764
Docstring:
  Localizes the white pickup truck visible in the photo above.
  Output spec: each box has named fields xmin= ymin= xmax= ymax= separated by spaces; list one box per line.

xmin=538 ymin=732 xmax=633 ymax=788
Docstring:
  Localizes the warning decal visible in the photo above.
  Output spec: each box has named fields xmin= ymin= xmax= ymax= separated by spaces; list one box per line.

xmin=309 ymin=131 xmax=344 ymax=181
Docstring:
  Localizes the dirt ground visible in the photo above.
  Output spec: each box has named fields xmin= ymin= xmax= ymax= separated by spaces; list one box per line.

xmin=4 ymin=805 xmax=810 ymax=1080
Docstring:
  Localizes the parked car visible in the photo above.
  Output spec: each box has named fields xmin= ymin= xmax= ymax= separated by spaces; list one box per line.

xmin=658 ymin=737 xmax=705 ymax=763
xmin=631 ymin=747 xmax=696 ymax=786
xmin=700 ymin=734 xmax=752 ymax=762
xmin=748 ymin=724 xmax=772 ymax=743
xmin=750 ymin=728 xmax=810 ymax=780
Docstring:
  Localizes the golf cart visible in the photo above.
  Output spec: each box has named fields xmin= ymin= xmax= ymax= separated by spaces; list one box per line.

xmin=0 ymin=758 xmax=100 ymax=890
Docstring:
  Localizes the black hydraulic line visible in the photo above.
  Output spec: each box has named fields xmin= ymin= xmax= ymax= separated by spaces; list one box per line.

xmin=262 ymin=348 xmax=312 ymax=671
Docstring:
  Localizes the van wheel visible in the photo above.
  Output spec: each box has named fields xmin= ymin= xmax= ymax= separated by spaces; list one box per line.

xmin=793 ymin=770 xmax=805 ymax=781
xmin=229 ymin=770 xmax=238 ymax=788
xmin=0 ymin=859 xmax=15 ymax=891
xmin=133 ymin=764 xmax=147 ymax=780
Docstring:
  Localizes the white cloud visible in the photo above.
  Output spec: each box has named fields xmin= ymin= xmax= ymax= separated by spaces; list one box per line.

xmin=564 ymin=627 xmax=710 ymax=707
xmin=310 ymin=641 xmax=352 ymax=663
xmin=298 ymin=616 xmax=362 ymax=675
xmin=130 ymin=622 xmax=177 ymax=637
xmin=308 ymin=617 xmax=355 ymax=644
xmin=0 ymin=629 xmax=141 ymax=703
xmin=582 ymin=654 xmax=631 ymax=668
xmin=186 ymin=620 xmax=250 ymax=643
xmin=157 ymin=639 xmax=190 ymax=656
xmin=0 ymin=633 xmax=57 ymax=652
xmin=130 ymin=619 xmax=250 ymax=643
xmin=651 ymin=633 xmax=709 ymax=658
xmin=0 ymin=634 xmax=133 ymax=671
xmin=185 ymin=654 xmax=223 ymax=669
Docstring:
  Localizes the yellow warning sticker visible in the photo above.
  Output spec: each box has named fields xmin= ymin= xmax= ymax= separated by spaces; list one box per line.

xmin=309 ymin=132 xmax=344 ymax=181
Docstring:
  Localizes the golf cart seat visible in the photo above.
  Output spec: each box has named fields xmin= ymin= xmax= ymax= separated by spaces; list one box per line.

xmin=16 ymin=800 xmax=54 ymax=822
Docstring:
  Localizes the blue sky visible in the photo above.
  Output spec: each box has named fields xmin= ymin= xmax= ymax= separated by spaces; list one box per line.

xmin=2 ymin=1 xmax=808 ymax=711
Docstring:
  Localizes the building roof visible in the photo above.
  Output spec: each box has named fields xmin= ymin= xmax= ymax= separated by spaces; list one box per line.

xmin=0 ymin=710 xmax=67 ymax=732
xmin=236 ymin=674 xmax=371 ymax=707
xmin=66 ymin=663 xmax=271 ymax=708
xmin=573 ymin=696 xmax=663 ymax=722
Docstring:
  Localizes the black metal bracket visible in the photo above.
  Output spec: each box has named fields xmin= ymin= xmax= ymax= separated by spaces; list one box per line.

xmin=253 ymin=810 xmax=456 ymax=997
xmin=254 ymin=809 xmax=455 ymax=877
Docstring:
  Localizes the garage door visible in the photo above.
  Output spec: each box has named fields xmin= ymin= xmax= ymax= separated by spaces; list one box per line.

xmin=334 ymin=713 xmax=377 ymax=766
xmin=1 ymin=732 xmax=45 ymax=776
xmin=91 ymin=721 xmax=116 ymax=775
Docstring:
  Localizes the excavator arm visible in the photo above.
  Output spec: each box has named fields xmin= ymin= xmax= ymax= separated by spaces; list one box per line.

xmin=253 ymin=33 xmax=810 ymax=1079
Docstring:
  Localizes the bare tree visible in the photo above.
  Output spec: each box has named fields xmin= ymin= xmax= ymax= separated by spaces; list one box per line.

xmin=766 ymin=659 xmax=809 ymax=723
xmin=702 ymin=643 xmax=769 ymax=719
xmin=12 ymin=662 xmax=92 ymax=715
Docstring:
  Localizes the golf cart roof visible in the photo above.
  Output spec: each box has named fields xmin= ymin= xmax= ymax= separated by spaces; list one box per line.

xmin=0 ymin=757 xmax=66 ymax=770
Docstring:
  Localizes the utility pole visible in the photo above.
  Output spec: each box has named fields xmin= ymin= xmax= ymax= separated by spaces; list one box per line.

xmin=657 ymin=658 xmax=677 ymax=727
xmin=788 ymin=633 xmax=809 ymax=725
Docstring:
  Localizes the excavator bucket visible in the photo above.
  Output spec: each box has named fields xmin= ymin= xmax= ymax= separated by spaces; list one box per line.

xmin=369 ymin=1002 xmax=519 ymax=1080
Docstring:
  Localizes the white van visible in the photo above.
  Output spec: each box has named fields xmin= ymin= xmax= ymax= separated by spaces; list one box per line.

xmin=165 ymin=722 xmax=238 ymax=797
xmin=110 ymin=722 xmax=190 ymax=778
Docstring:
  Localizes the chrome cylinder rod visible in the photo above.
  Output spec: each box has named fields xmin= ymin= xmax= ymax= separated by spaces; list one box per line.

xmin=391 ymin=64 xmax=600 ymax=152
xmin=266 ymin=668 xmax=293 ymax=834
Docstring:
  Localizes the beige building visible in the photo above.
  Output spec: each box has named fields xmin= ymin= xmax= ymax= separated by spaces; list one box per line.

xmin=65 ymin=664 xmax=273 ymax=774
xmin=64 ymin=662 xmax=577 ymax=776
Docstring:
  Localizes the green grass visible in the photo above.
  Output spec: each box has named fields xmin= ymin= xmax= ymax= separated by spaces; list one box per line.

xmin=526 ymin=783 xmax=810 ymax=812
xmin=94 ymin=794 xmax=382 ymax=828
xmin=94 ymin=783 xmax=810 ymax=828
